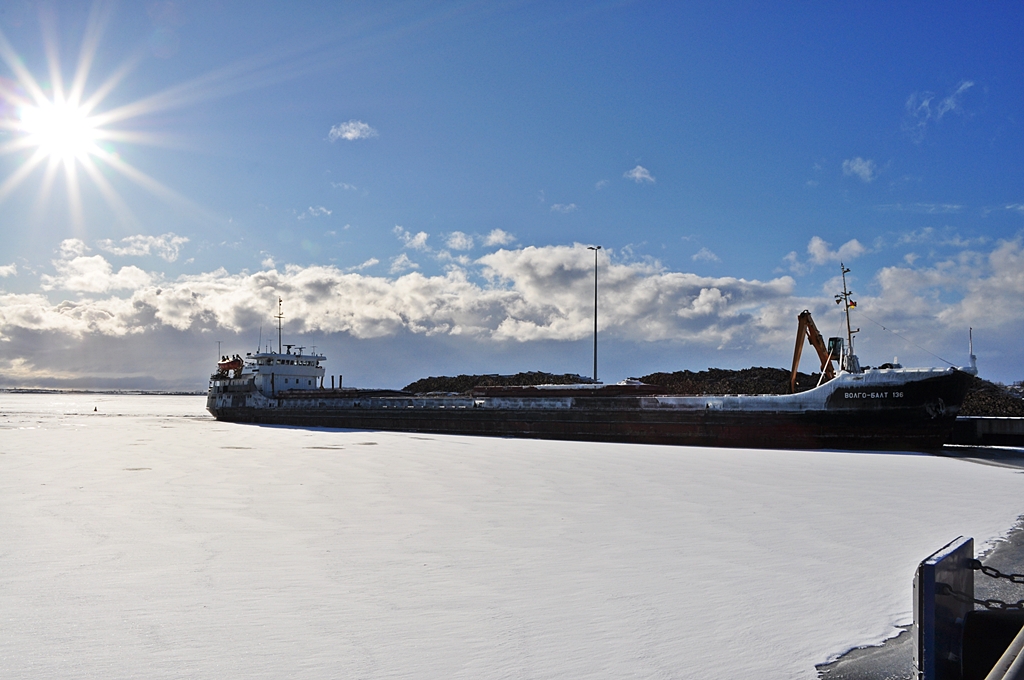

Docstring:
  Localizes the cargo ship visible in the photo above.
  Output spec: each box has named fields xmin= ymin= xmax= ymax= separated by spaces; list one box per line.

xmin=207 ymin=270 xmax=977 ymax=451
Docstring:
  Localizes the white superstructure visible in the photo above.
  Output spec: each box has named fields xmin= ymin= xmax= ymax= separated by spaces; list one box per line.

xmin=242 ymin=345 xmax=325 ymax=396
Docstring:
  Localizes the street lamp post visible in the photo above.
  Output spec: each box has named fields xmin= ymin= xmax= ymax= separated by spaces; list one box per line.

xmin=587 ymin=245 xmax=601 ymax=382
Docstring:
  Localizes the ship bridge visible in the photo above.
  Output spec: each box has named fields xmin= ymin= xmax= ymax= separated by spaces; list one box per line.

xmin=243 ymin=345 xmax=326 ymax=396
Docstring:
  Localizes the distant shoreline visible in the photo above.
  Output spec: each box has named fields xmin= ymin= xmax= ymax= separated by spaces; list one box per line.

xmin=0 ymin=389 xmax=206 ymax=396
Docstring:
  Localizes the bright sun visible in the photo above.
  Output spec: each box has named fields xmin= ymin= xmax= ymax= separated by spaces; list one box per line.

xmin=0 ymin=18 xmax=174 ymax=227
xmin=19 ymin=99 xmax=100 ymax=163
xmin=0 ymin=10 xmax=276 ymax=226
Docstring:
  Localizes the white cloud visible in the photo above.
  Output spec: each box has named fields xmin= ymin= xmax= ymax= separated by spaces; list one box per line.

xmin=807 ymin=236 xmax=866 ymax=265
xmin=0 ymin=263 xmax=16 ymax=277
xmin=895 ymin=228 xmax=935 ymax=246
xmin=893 ymin=227 xmax=989 ymax=250
xmin=692 ymin=247 xmax=721 ymax=263
xmin=875 ymin=203 xmax=962 ymax=214
xmin=393 ymin=225 xmax=429 ymax=250
xmin=474 ymin=245 xmax=793 ymax=343
xmin=483 ymin=229 xmax=515 ymax=247
xmin=905 ymin=80 xmax=974 ymax=141
xmin=40 ymin=254 xmax=152 ymax=293
xmin=842 ymin=158 xmax=876 ymax=183
xmin=389 ymin=253 xmax=418 ymax=274
xmin=446 ymin=232 xmax=474 ymax=251
xmin=782 ymin=251 xmax=802 ymax=274
xmin=785 ymin=236 xmax=867 ymax=274
xmin=328 ymin=120 xmax=378 ymax=141
xmin=298 ymin=206 xmax=331 ymax=220
xmin=60 ymin=239 xmax=90 ymax=258
xmin=331 ymin=182 xmax=357 ymax=191
xmin=937 ymin=80 xmax=974 ymax=118
xmin=96 ymin=233 xmax=189 ymax=262
xmin=870 ymin=238 xmax=1024 ymax=331
xmin=348 ymin=258 xmax=379 ymax=272
xmin=624 ymin=165 xmax=655 ymax=183
xmin=595 ymin=179 xmax=609 ymax=190
xmin=550 ymin=203 xmax=578 ymax=213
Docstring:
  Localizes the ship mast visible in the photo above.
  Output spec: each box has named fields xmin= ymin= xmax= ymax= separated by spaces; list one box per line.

xmin=834 ymin=264 xmax=860 ymax=372
xmin=274 ymin=297 xmax=284 ymax=354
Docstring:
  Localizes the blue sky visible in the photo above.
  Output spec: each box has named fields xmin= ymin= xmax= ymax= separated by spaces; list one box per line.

xmin=1 ymin=1 xmax=1022 ymax=389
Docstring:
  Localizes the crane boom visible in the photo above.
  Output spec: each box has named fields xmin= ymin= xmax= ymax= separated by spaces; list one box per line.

xmin=790 ymin=310 xmax=837 ymax=393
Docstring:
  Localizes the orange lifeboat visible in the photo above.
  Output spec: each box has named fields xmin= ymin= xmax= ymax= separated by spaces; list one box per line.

xmin=217 ymin=358 xmax=243 ymax=372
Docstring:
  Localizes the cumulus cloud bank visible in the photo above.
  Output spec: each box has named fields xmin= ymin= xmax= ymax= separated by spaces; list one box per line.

xmin=5 ymin=239 xmax=1021 ymax=386
xmin=4 ymin=244 xmax=798 ymax=349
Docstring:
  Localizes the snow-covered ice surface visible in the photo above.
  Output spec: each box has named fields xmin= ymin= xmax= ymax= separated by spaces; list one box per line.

xmin=2 ymin=393 xmax=1023 ymax=679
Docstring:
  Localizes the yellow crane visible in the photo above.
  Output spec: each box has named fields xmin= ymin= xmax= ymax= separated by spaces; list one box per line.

xmin=789 ymin=310 xmax=838 ymax=393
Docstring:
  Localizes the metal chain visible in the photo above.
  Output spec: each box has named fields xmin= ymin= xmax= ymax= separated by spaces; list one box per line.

xmin=938 ymin=583 xmax=1024 ymax=611
xmin=969 ymin=558 xmax=1024 ymax=584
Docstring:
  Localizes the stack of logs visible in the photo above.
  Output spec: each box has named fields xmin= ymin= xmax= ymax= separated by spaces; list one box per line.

xmin=403 ymin=368 xmax=1024 ymax=417
xmin=403 ymin=371 xmax=593 ymax=395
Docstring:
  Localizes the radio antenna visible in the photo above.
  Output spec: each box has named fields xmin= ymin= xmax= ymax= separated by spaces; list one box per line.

xmin=274 ymin=298 xmax=284 ymax=354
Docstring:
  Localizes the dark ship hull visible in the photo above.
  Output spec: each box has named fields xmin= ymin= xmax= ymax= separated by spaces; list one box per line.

xmin=208 ymin=368 xmax=974 ymax=451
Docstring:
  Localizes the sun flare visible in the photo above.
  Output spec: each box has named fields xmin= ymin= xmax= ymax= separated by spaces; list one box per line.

xmin=0 ymin=10 xmax=190 ymax=227
xmin=0 ymin=5 xmax=293 ymax=228
xmin=19 ymin=99 xmax=100 ymax=163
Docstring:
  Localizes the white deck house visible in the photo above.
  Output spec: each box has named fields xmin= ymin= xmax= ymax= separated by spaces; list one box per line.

xmin=244 ymin=346 xmax=325 ymax=396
